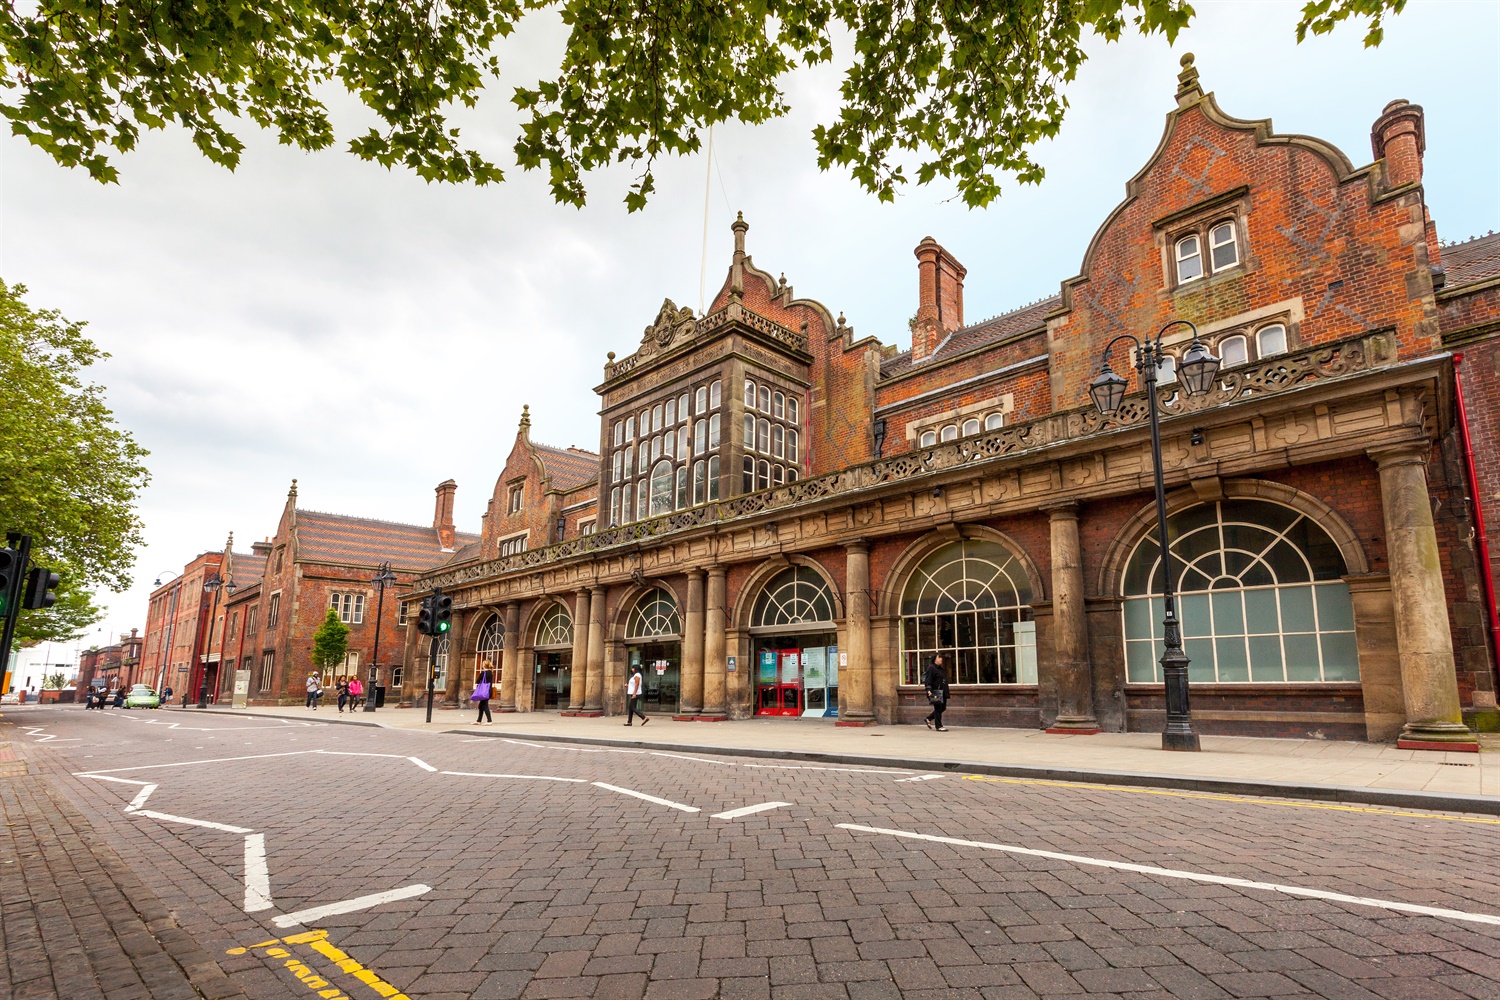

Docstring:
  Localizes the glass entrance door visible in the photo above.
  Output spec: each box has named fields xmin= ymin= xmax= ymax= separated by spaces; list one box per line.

xmin=630 ymin=643 xmax=680 ymax=714
xmin=533 ymin=651 xmax=571 ymax=710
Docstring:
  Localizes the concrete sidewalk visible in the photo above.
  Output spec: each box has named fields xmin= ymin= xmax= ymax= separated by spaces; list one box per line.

xmin=172 ymin=702 xmax=1500 ymax=802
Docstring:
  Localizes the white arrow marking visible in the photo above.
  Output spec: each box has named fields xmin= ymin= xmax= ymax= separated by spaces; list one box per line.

xmin=712 ymin=802 xmax=791 ymax=820
xmin=592 ymin=782 xmax=700 ymax=813
xmin=271 ymin=884 xmax=432 ymax=929
xmin=837 ymin=824 xmax=1500 ymax=928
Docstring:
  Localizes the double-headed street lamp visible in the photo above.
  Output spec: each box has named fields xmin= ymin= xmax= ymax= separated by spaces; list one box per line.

xmin=152 ymin=570 xmax=181 ymax=693
xmin=199 ymin=573 xmax=236 ymax=708
xmin=365 ymin=562 xmax=397 ymax=713
xmin=1089 ymin=320 xmax=1221 ymax=752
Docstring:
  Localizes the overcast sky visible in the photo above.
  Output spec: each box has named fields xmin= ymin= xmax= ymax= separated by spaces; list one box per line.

xmin=2 ymin=1 xmax=1498 ymax=654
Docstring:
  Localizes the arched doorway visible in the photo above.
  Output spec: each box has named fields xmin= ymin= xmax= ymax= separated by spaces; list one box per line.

xmin=624 ymin=587 xmax=683 ymax=714
xmin=1121 ymin=498 xmax=1358 ymax=683
xmin=532 ymin=602 xmax=574 ymax=710
xmin=899 ymin=539 xmax=1037 ymax=686
xmin=749 ymin=565 xmax=840 ymax=718
xmin=474 ymin=613 xmax=503 ymax=693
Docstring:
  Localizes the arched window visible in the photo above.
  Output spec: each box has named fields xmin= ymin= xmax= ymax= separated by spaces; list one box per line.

xmin=961 ymin=418 xmax=980 ymax=437
xmin=772 ymin=424 xmax=785 ymax=459
xmin=744 ymin=414 xmax=756 ymax=452
xmin=636 ymin=484 xmax=649 ymax=520
xmin=773 ymin=391 xmax=785 ymax=419
xmin=900 ymin=540 xmax=1035 ymax=686
xmin=650 ymin=460 xmax=674 ymax=516
xmin=1175 ymin=234 xmax=1203 ymax=283
xmin=677 ymin=393 xmax=689 ymax=419
xmin=743 ymin=455 xmax=755 ymax=492
xmin=613 ymin=421 xmax=624 ymax=446
xmin=752 ymin=567 xmax=836 ymax=629
xmin=651 ymin=403 xmax=663 ymax=432
xmin=787 ymin=429 xmax=799 ymax=464
xmin=710 ymin=380 xmax=721 ymax=408
xmin=625 ymin=415 xmax=635 ymax=440
xmin=677 ymin=425 xmax=688 ymax=456
xmin=707 ymin=456 xmax=720 ymax=499
xmin=675 ymin=466 xmax=688 ymax=508
xmin=664 ymin=398 xmax=675 ymax=424
xmin=984 ymin=412 xmax=1004 ymax=431
xmin=694 ymin=419 xmax=707 ymax=455
xmin=1257 ymin=323 xmax=1287 ymax=357
xmin=744 ymin=379 xmax=756 ymax=407
xmin=610 ymin=487 xmax=621 ymax=526
xmin=757 ymin=460 xmax=771 ymax=490
xmin=940 ymin=424 xmax=958 ymax=442
xmin=756 ymin=418 xmax=770 ymax=453
xmin=709 ymin=413 xmax=720 ymax=448
xmin=662 ymin=431 xmax=674 ymax=459
xmin=1156 ymin=353 xmax=1177 ymax=384
xmin=759 ymin=386 xmax=771 ymax=413
xmin=1209 ymin=221 xmax=1238 ymax=272
xmin=1218 ymin=334 xmax=1248 ymax=368
xmin=787 ymin=397 xmax=799 ymax=423
xmin=773 ymin=464 xmax=785 ymax=486
xmin=693 ymin=461 xmax=706 ymax=504
xmin=920 ymin=430 xmax=937 ymax=447
xmin=1122 ymin=499 xmax=1357 ymax=684
xmin=626 ymin=587 xmax=682 ymax=639
xmin=431 ymin=636 xmax=450 ymax=688
xmin=695 ymin=386 xmax=707 ymax=413
xmin=621 ymin=483 xmax=633 ymax=522
xmin=475 ymin=615 xmax=503 ymax=678
xmin=534 ymin=603 xmax=573 ymax=648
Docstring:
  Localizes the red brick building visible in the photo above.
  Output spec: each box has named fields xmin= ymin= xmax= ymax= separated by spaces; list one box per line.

xmin=76 ymin=629 xmax=144 ymax=694
xmin=406 ymin=57 xmax=1494 ymax=746
xmin=212 ymin=480 xmax=478 ymax=706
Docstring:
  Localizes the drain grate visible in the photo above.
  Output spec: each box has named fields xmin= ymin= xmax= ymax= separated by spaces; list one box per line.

xmin=1440 ymin=761 xmax=1476 ymax=767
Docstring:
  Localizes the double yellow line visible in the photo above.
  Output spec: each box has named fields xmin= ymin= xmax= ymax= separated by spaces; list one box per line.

xmin=228 ymin=929 xmax=409 ymax=999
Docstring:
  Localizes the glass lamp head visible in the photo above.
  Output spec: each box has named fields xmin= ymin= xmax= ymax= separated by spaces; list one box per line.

xmin=1179 ymin=338 xmax=1222 ymax=396
xmin=1089 ymin=364 xmax=1129 ymax=415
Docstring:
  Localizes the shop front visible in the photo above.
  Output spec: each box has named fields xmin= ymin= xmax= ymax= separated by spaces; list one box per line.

xmin=531 ymin=602 xmax=575 ymax=710
xmin=749 ymin=566 xmax=841 ymax=719
xmin=625 ymin=587 xmax=683 ymax=715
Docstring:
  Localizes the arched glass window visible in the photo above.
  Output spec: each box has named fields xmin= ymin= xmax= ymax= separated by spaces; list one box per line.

xmin=652 ymin=404 xmax=663 ymax=432
xmin=1176 ymin=234 xmax=1203 ymax=283
xmin=1156 ymin=354 xmax=1177 ymax=384
xmin=901 ymin=540 xmax=1035 ymax=686
xmin=693 ymin=461 xmax=706 ymax=504
xmin=696 ymin=386 xmax=707 ymax=413
xmin=613 ymin=421 xmax=624 ymax=446
xmin=709 ymin=413 xmax=721 ymax=448
xmin=707 ymin=456 xmax=720 ymax=499
xmin=787 ymin=429 xmax=799 ymax=464
xmin=625 ymin=415 xmax=635 ymax=440
xmin=626 ymin=587 xmax=682 ymax=639
xmin=710 ymin=380 xmax=721 ymax=408
xmin=535 ymin=603 xmax=573 ymax=648
xmin=744 ymin=414 xmax=756 ymax=452
xmin=787 ymin=397 xmax=799 ymax=423
xmin=650 ymin=460 xmax=674 ymax=515
xmin=1219 ymin=334 xmax=1248 ymax=368
xmin=759 ymin=386 xmax=771 ymax=413
xmin=663 ymin=431 xmax=674 ymax=459
xmin=1122 ymin=499 xmax=1357 ymax=684
xmin=675 ymin=466 xmax=688 ymax=508
xmin=744 ymin=379 xmax=756 ymax=407
xmin=940 ymin=424 xmax=958 ymax=442
xmin=752 ymin=567 xmax=836 ymax=629
xmin=743 ymin=455 xmax=755 ymax=492
xmin=920 ymin=430 xmax=937 ymax=447
xmin=610 ymin=487 xmax=621 ymax=526
xmin=476 ymin=614 xmax=503 ymax=676
xmin=984 ymin=412 xmax=1004 ymax=431
xmin=612 ymin=451 xmax=623 ymax=480
xmin=621 ymin=483 xmax=632 ymax=522
xmin=787 ymin=466 xmax=798 ymax=482
xmin=1209 ymin=221 xmax=1238 ymax=272
xmin=773 ymin=424 xmax=785 ymax=459
xmin=664 ymin=398 xmax=675 ymax=424
xmin=639 ymin=409 xmax=650 ymax=434
xmin=651 ymin=435 xmax=662 ymax=461
xmin=677 ymin=393 xmax=689 ymax=419
xmin=677 ymin=425 xmax=688 ymax=456
xmin=757 ymin=459 xmax=771 ymax=490
xmin=694 ymin=419 xmax=707 ymax=455
xmin=773 ymin=391 xmax=785 ymax=419
xmin=431 ymin=636 xmax=450 ymax=688
xmin=961 ymin=418 xmax=980 ymax=437
xmin=1257 ymin=323 xmax=1287 ymax=357
xmin=636 ymin=484 xmax=649 ymax=520
xmin=756 ymin=419 xmax=770 ymax=453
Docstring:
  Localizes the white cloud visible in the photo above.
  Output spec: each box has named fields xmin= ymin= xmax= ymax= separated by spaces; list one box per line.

xmin=1 ymin=0 xmax=1495 ymax=644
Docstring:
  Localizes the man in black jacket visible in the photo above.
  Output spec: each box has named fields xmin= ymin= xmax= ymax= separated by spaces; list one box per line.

xmin=924 ymin=655 xmax=950 ymax=732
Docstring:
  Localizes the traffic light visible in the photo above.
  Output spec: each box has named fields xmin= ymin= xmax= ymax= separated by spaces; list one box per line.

xmin=23 ymin=567 xmax=59 ymax=610
xmin=434 ymin=592 xmax=452 ymax=634
xmin=0 ymin=545 xmax=17 ymax=616
xmin=416 ymin=596 xmax=434 ymax=635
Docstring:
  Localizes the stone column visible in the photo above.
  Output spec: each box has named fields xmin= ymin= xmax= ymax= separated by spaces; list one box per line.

xmin=584 ymin=587 xmax=607 ymax=715
xmin=567 ymin=589 xmax=589 ymax=713
xmin=680 ymin=570 xmax=706 ymax=718
xmin=1046 ymin=505 xmax=1100 ymax=733
xmin=701 ymin=567 xmax=728 ymax=719
xmin=1370 ymin=444 xmax=1477 ymax=748
xmin=838 ymin=541 xmax=875 ymax=725
xmin=498 ymin=601 xmax=520 ymax=712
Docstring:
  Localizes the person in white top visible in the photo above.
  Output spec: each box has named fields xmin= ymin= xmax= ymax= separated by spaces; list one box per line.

xmin=625 ymin=667 xmax=648 ymax=726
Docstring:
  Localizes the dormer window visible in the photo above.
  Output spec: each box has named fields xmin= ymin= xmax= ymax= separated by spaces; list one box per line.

xmin=1175 ymin=235 xmax=1203 ymax=283
xmin=1209 ymin=221 xmax=1238 ymax=272
xmin=508 ymin=484 xmax=524 ymax=514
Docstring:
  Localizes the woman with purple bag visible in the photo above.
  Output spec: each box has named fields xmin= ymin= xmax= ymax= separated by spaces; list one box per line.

xmin=471 ymin=662 xmax=494 ymax=725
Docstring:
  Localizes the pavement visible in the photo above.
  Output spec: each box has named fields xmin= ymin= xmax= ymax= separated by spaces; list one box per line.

xmin=174 ymin=703 xmax=1500 ymax=808
xmin=5 ymin=706 xmax=1500 ymax=1000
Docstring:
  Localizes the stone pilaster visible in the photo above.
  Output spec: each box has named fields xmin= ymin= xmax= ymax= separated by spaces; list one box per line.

xmin=584 ymin=587 xmax=607 ymax=715
xmin=838 ymin=541 xmax=875 ymax=725
xmin=1370 ymin=444 xmax=1477 ymax=749
xmin=1046 ymin=504 xmax=1100 ymax=733
xmin=498 ymin=601 xmax=520 ymax=712
xmin=701 ymin=567 xmax=727 ymax=719
xmin=567 ymin=589 xmax=589 ymax=713
xmin=679 ymin=570 xmax=706 ymax=718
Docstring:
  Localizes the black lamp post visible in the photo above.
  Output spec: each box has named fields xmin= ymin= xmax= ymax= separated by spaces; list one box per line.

xmin=152 ymin=571 xmax=180 ymax=694
xmin=199 ymin=574 xmax=236 ymax=707
xmin=1089 ymin=319 xmax=1221 ymax=752
xmin=365 ymin=562 xmax=397 ymax=713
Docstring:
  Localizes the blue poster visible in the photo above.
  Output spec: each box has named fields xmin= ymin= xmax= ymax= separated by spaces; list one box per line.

xmin=759 ymin=650 xmax=777 ymax=683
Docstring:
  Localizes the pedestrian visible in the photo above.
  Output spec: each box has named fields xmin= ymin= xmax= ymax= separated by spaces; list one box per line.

xmin=924 ymin=654 xmax=950 ymax=732
xmin=305 ymin=672 xmax=322 ymax=710
xmin=471 ymin=662 xmax=494 ymax=725
xmin=112 ymin=686 xmax=126 ymax=709
xmin=348 ymin=676 xmax=363 ymax=710
xmin=162 ymin=685 xmax=173 ymax=706
xmin=625 ymin=666 xmax=648 ymax=726
xmin=336 ymin=678 xmax=350 ymax=713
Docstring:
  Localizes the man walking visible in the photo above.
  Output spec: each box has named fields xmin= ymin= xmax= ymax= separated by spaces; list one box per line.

xmin=305 ymin=671 xmax=322 ymax=710
xmin=625 ymin=666 xmax=648 ymax=726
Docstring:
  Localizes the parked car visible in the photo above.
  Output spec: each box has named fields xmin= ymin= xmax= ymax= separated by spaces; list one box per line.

xmin=123 ymin=684 xmax=161 ymax=709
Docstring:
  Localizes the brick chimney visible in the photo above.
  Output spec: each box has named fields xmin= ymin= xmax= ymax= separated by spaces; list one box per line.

xmin=1371 ymin=99 xmax=1425 ymax=189
xmin=912 ymin=237 xmax=966 ymax=361
xmin=251 ymin=538 xmax=272 ymax=557
xmin=434 ymin=479 xmax=457 ymax=551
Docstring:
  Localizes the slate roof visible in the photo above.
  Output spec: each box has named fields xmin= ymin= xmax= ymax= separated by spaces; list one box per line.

xmin=296 ymin=510 xmax=480 ymax=570
xmin=229 ymin=551 xmax=268 ymax=589
xmin=535 ymin=443 xmax=600 ymax=492
xmin=1443 ymin=233 xmax=1500 ymax=286
xmin=444 ymin=539 xmax=483 ymax=566
xmin=882 ymin=295 xmax=1059 ymax=377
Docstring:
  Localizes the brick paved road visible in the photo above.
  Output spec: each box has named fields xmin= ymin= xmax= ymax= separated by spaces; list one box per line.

xmin=7 ymin=707 xmax=1500 ymax=999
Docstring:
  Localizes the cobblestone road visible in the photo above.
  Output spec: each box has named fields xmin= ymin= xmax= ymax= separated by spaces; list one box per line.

xmin=7 ymin=707 xmax=1500 ymax=999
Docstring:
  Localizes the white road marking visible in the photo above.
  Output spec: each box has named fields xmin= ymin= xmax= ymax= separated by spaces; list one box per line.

xmin=408 ymin=756 xmax=437 ymax=771
xmin=712 ymin=802 xmax=791 ymax=820
xmin=743 ymin=763 xmax=912 ymax=774
xmin=896 ymin=774 xmax=945 ymax=782
xmin=441 ymin=771 xmax=586 ymax=782
xmin=314 ymin=750 xmax=437 ymax=771
xmin=244 ymin=834 xmax=273 ymax=912
xmin=502 ymin=739 xmax=646 ymax=754
xmin=21 ymin=726 xmax=80 ymax=743
xmin=838 ymin=824 xmax=1500 ymax=928
xmin=651 ymin=752 xmax=733 ymax=765
xmin=131 ymin=809 xmax=252 ymax=834
xmin=75 ymin=749 xmax=324 ymax=775
xmin=114 ymin=715 xmax=318 ymax=732
xmin=271 ymin=884 xmax=432 ymax=929
xmin=592 ymin=782 xmax=700 ymax=813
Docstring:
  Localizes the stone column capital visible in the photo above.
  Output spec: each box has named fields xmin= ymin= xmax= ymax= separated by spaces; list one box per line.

xmin=1368 ymin=442 xmax=1430 ymax=469
xmin=1043 ymin=502 xmax=1080 ymax=521
xmin=687 ymin=567 xmax=707 ymax=582
xmin=843 ymin=539 xmax=870 ymax=555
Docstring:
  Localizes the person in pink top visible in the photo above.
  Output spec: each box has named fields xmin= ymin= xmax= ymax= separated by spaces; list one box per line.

xmin=348 ymin=676 xmax=364 ymax=710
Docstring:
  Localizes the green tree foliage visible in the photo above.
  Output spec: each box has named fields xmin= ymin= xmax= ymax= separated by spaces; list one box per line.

xmin=0 ymin=282 xmax=150 ymax=645
xmin=1 ymin=0 xmax=1405 ymax=209
xmin=311 ymin=609 xmax=350 ymax=674
xmin=43 ymin=671 xmax=66 ymax=690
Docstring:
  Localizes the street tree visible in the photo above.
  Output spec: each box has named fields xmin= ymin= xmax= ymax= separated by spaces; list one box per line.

xmin=0 ymin=281 xmax=150 ymax=645
xmin=43 ymin=671 xmax=66 ymax=690
xmin=311 ymin=609 xmax=351 ymax=677
xmin=1 ymin=0 xmax=1405 ymax=210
